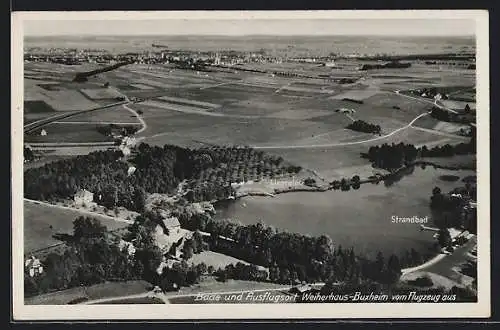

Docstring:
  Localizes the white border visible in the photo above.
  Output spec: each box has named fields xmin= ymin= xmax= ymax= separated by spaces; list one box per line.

xmin=12 ymin=10 xmax=490 ymax=320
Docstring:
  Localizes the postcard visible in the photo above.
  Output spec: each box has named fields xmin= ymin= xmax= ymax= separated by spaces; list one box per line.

xmin=11 ymin=10 xmax=490 ymax=320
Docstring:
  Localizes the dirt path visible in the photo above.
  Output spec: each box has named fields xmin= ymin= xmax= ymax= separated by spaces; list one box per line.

xmin=400 ymin=254 xmax=447 ymax=275
xmin=123 ymin=103 xmax=148 ymax=134
xmin=394 ymin=90 xmax=459 ymax=114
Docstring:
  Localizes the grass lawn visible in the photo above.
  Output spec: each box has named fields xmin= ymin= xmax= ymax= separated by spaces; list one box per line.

xmin=24 ymin=201 xmax=129 ymax=253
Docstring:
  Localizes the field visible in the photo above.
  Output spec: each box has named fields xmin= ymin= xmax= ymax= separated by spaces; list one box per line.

xmin=24 ymin=122 xmax=116 ymax=143
xmin=24 ymin=200 xmax=129 ymax=254
xmin=23 ymin=60 xmax=475 ymax=180
xmin=23 ymin=59 xmax=475 ymax=251
xmin=25 ymin=280 xmax=153 ymax=305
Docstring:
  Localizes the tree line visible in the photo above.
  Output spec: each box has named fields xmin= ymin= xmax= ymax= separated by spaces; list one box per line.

xmin=25 ymin=216 xmax=160 ymax=297
xmin=346 ymin=120 xmax=382 ymax=135
xmin=171 ymin=208 xmax=413 ymax=286
xmin=24 ymin=143 xmax=300 ymax=212
xmin=430 ymin=185 xmax=477 ymax=234
xmin=96 ymin=124 xmax=139 ymax=138
xmin=430 ymin=106 xmax=475 ymax=124
xmin=24 ymin=146 xmax=35 ymax=162
xmin=362 ymin=140 xmax=475 ymax=171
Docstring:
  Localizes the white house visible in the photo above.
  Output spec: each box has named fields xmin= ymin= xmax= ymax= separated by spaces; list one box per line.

xmin=74 ymin=189 xmax=94 ymax=206
xmin=118 ymin=239 xmax=136 ymax=257
xmin=25 ymin=256 xmax=43 ymax=277
xmin=127 ymin=166 xmax=137 ymax=176
xmin=163 ymin=217 xmax=181 ymax=234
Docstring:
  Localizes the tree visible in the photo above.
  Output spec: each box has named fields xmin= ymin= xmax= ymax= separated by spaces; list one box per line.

xmin=303 ymin=178 xmax=316 ymax=187
xmin=374 ymin=252 xmax=386 ymax=282
xmin=72 ymin=217 xmax=107 ymax=242
xmin=437 ymin=228 xmax=452 ymax=249
xmin=386 ymin=255 xmax=402 ymax=284
xmin=464 ymin=104 xmax=471 ymax=113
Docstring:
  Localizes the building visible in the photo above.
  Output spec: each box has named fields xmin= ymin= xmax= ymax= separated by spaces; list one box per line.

xmin=74 ymin=189 xmax=94 ymax=206
xmin=289 ymin=284 xmax=312 ymax=294
xmin=163 ymin=217 xmax=181 ymax=234
xmin=118 ymin=239 xmax=136 ymax=257
xmin=25 ymin=256 xmax=43 ymax=277
xmin=127 ymin=166 xmax=136 ymax=176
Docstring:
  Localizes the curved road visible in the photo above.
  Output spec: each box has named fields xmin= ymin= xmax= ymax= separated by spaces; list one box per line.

xmin=394 ymin=90 xmax=459 ymax=114
xmin=24 ymin=100 xmax=128 ymax=133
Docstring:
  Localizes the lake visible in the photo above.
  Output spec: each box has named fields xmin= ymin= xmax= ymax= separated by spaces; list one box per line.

xmin=215 ymin=167 xmax=475 ymax=258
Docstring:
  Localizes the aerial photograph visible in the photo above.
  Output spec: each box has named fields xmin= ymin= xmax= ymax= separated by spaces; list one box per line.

xmin=20 ymin=16 xmax=480 ymax=306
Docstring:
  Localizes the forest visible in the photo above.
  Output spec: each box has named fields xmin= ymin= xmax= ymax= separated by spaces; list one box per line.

xmin=170 ymin=208 xmax=431 ymax=285
xmin=24 ymin=143 xmax=300 ymax=211
xmin=26 ymin=204 xmax=446 ymax=297
xmin=430 ymin=106 xmax=476 ymax=124
xmin=24 ymin=146 xmax=35 ymax=162
xmin=346 ymin=120 xmax=382 ymax=135
xmin=430 ymin=184 xmax=477 ymax=233
xmin=362 ymin=139 xmax=476 ymax=171
xmin=25 ymin=216 xmax=159 ymax=297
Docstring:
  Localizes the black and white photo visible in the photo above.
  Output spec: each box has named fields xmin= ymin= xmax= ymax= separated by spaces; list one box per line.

xmin=11 ymin=10 xmax=490 ymax=319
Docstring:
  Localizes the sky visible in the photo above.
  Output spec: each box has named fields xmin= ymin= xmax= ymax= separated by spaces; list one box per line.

xmin=23 ymin=18 xmax=476 ymax=37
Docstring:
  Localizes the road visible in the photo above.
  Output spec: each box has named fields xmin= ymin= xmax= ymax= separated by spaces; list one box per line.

xmin=401 ymin=236 xmax=477 ymax=278
xmin=123 ymin=103 xmax=148 ymax=134
xmin=410 ymin=125 xmax=469 ymax=140
xmin=24 ymin=100 xmax=128 ymax=133
xmin=81 ymin=282 xmax=325 ymax=305
xmin=401 ymin=254 xmax=447 ymax=275
xmin=394 ymin=90 xmax=459 ymax=114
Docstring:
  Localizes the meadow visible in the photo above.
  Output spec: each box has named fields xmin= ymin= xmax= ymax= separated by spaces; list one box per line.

xmin=24 ymin=122 xmax=116 ymax=143
xmin=24 ymin=201 xmax=129 ymax=253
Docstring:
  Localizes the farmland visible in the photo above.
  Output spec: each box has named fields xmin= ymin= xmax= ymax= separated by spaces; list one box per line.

xmin=23 ymin=59 xmax=474 ymax=182
xmin=24 ymin=57 xmax=475 ymax=187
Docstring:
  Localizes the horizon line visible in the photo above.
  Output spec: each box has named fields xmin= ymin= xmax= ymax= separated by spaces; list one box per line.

xmin=25 ymin=33 xmax=476 ymax=38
